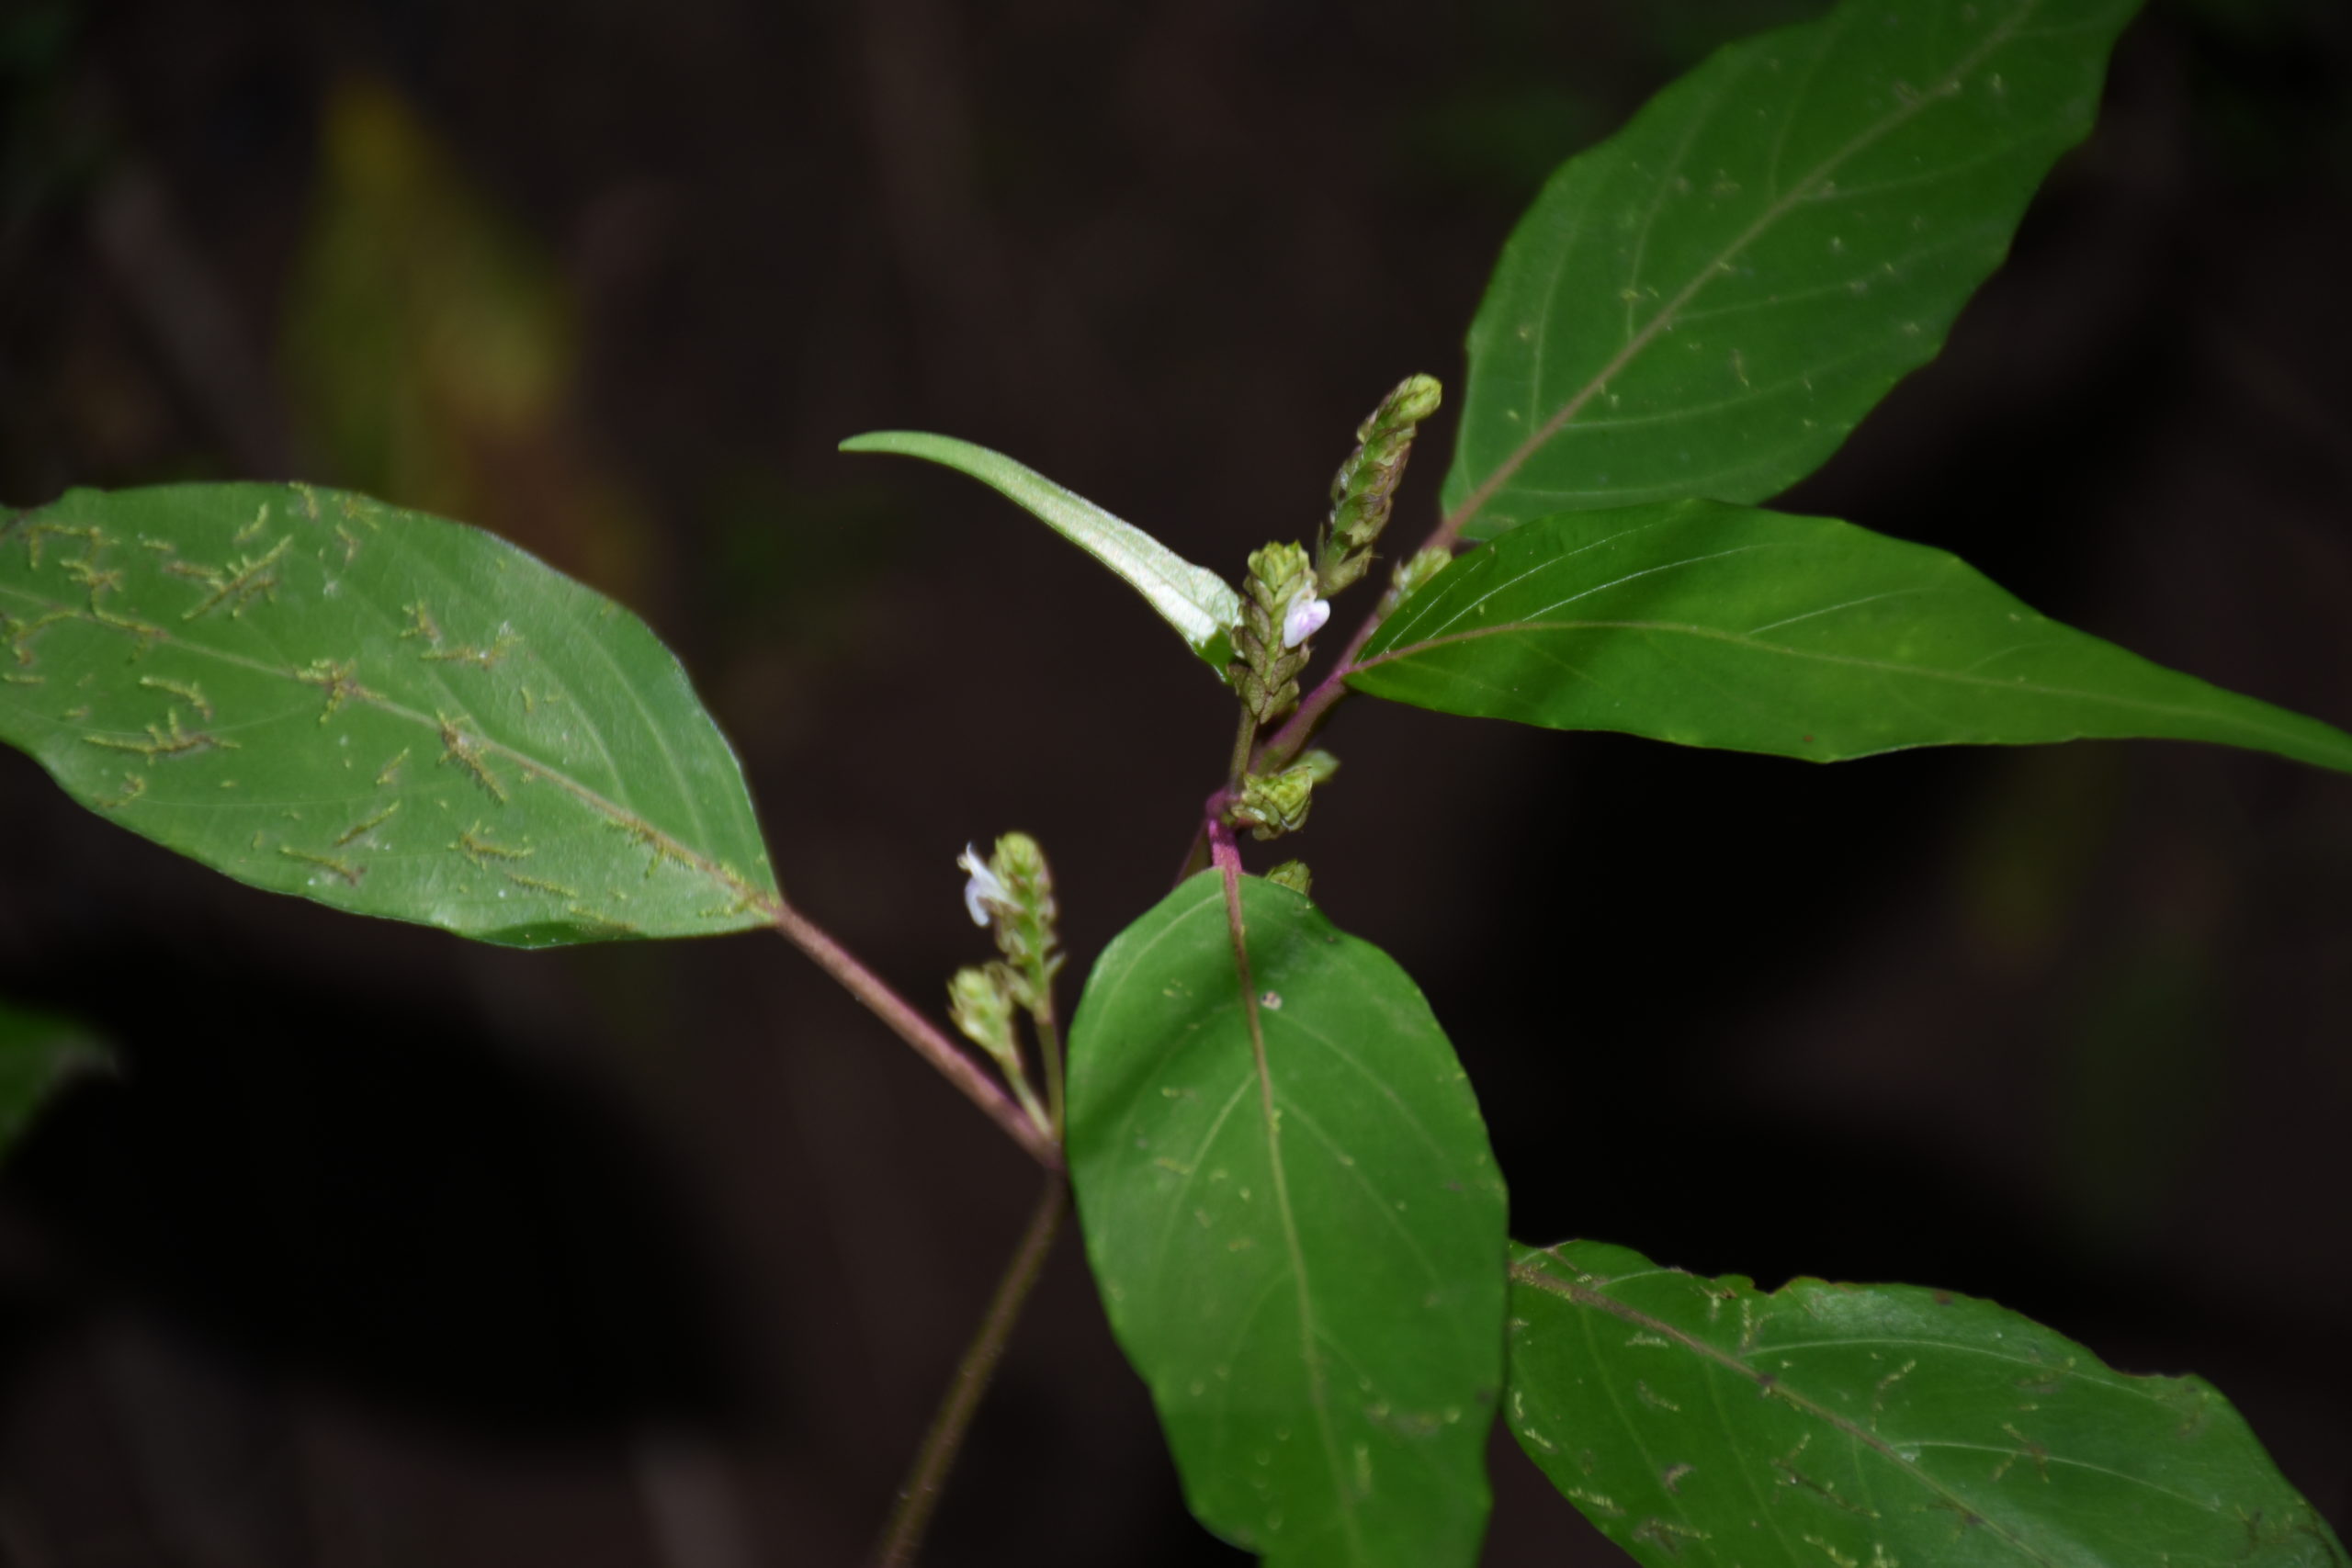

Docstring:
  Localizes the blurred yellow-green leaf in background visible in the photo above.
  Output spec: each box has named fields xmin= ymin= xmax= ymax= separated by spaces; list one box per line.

xmin=278 ymin=78 xmax=652 ymax=602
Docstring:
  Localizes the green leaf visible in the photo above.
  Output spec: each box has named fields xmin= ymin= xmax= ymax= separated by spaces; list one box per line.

xmin=1348 ymin=501 xmax=2352 ymax=772
xmin=0 ymin=1000 xmax=100 ymax=1155
xmin=1443 ymin=0 xmax=2140 ymax=540
xmin=1506 ymin=1239 xmax=2346 ymax=1568
xmin=840 ymin=431 xmax=1242 ymax=671
xmin=1067 ymin=872 xmax=1509 ymax=1567
xmin=0 ymin=483 xmax=778 ymax=947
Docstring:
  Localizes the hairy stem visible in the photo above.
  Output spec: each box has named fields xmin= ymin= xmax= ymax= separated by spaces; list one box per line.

xmin=771 ymin=902 xmax=1060 ymax=1169
xmin=870 ymin=1175 xmax=1069 ymax=1568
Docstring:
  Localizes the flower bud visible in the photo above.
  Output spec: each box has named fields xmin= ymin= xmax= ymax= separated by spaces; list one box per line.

xmin=1378 ymin=545 xmax=1454 ymax=619
xmin=1229 ymin=762 xmax=1317 ymax=841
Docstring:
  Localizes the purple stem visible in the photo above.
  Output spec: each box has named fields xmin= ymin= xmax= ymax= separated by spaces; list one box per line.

xmin=771 ymin=902 xmax=1061 ymax=1169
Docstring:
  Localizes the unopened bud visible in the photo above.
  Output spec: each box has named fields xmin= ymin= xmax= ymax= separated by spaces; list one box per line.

xmin=1378 ymin=546 xmax=1454 ymax=619
xmin=948 ymin=964 xmax=1019 ymax=1066
xmin=1229 ymin=763 xmax=1317 ymax=841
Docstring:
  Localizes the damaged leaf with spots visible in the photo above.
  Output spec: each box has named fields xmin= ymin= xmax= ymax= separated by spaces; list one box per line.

xmin=1066 ymin=872 xmax=1509 ymax=1568
xmin=0 ymin=482 xmax=775 ymax=946
xmin=1443 ymin=0 xmax=2142 ymax=539
xmin=1506 ymin=1239 xmax=2346 ymax=1568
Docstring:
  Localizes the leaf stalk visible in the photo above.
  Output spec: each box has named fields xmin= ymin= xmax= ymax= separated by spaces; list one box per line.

xmin=771 ymin=901 xmax=1061 ymax=1169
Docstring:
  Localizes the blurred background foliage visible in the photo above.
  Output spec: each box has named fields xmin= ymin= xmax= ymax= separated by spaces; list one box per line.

xmin=279 ymin=76 xmax=654 ymax=597
xmin=0 ymin=0 xmax=2347 ymax=1563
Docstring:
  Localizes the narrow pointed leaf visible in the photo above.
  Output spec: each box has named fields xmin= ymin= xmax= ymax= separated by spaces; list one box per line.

xmin=1507 ymin=1239 xmax=2346 ymax=1568
xmin=0 ymin=484 xmax=778 ymax=946
xmin=841 ymin=431 xmax=1241 ymax=671
xmin=1443 ymin=0 xmax=2140 ymax=540
xmin=1349 ymin=501 xmax=2352 ymax=773
xmin=1068 ymin=872 xmax=1509 ymax=1567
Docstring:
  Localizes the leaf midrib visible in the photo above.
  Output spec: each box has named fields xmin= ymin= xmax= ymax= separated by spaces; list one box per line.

xmin=1217 ymin=870 xmax=1366 ymax=1562
xmin=0 ymin=577 xmax=772 ymax=908
xmin=1349 ymin=615 xmax=2352 ymax=766
xmin=1513 ymin=1255 xmax=2062 ymax=1568
xmin=1446 ymin=0 xmax=2048 ymax=537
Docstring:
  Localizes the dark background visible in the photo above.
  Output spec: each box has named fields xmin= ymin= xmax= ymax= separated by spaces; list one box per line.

xmin=0 ymin=0 xmax=2348 ymax=1562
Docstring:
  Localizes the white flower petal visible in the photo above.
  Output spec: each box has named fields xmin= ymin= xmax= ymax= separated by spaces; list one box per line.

xmin=957 ymin=843 xmax=1007 ymax=926
xmin=1281 ymin=592 xmax=1331 ymax=650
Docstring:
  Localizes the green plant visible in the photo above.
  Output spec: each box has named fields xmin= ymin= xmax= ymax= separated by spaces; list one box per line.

xmin=0 ymin=0 xmax=2344 ymax=1563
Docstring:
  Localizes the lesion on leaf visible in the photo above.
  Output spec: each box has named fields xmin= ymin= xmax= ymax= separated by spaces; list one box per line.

xmin=174 ymin=535 xmax=293 ymax=620
xmin=277 ymin=844 xmax=365 ymax=887
xmin=81 ymin=710 xmax=239 ymax=760
xmin=296 ymin=658 xmax=375 ymax=721
xmin=436 ymin=714 xmax=509 ymax=803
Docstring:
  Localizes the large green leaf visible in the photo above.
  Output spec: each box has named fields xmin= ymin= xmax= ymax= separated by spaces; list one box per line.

xmin=1443 ymin=0 xmax=2140 ymax=539
xmin=0 ymin=483 xmax=777 ymax=946
xmin=840 ymin=431 xmax=1241 ymax=671
xmin=1067 ymin=872 xmax=1509 ymax=1567
xmin=1507 ymin=1240 xmax=2346 ymax=1568
xmin=1347 ymin=501 xmax=2352 ymax=772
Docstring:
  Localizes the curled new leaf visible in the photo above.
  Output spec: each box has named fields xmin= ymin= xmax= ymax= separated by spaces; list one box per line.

xmin=840 ymin=431 xmax=1242 ymax=672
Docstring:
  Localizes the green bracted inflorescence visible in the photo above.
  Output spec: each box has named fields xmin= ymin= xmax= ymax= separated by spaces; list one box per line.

xmin=950 ymin=831 xmax=1065 ymax=1134
xmin=983 ymin=830 xmax=1063 ymax=1012
xmin=1230 ymin=541 xmax=1318 ymax=727
xmin=1231 ymin=763 xmax=1317 ymax=840
xmin=1317 ymin=373 xmax=1442 ymax=597
xmin=949 ymin=963 xmax=1023 ymax=1073
xmin=1229 ymin=750 xmax=1339 ymax=843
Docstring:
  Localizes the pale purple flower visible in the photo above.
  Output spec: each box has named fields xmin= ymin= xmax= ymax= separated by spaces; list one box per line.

xmin=957 ymin=843 xmax=1008 ymax=926
xmin=1281 ymin=588 xmax=1331 ymax=650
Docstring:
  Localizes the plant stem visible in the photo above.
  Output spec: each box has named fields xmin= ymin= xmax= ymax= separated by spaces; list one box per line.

xmin=1035 ymin=1008 xmax=1066 ymax=1143
xmin=1207 ymin=815 xmax=1245 ymax=879
xmin=1227 ymin=710 xmax=1258 ymax=790
xmin=870 ymin=1175 xmax=1069 ymax=1568
xmin=771 ymin=901 xmax=1061 ymax=1169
